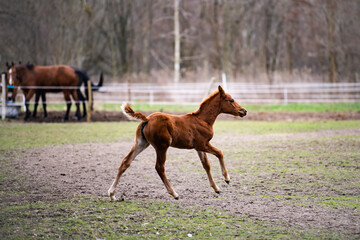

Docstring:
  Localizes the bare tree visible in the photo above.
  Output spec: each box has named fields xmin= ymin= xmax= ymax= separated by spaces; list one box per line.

xmin=174 ymin=0 xmax=181 ymax=83
xmin=1 ymin=0 xmax=359 ymax=83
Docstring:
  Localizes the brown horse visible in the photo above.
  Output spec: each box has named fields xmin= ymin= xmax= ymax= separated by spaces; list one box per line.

xmin=8 ymin=63 xmax=81 ymax=120
xmin=3 ymin=62 xmax=18 ymax=102
xmin=108 ymin=86 xmax=247 ymax=201
xmin=32 ymin=68 xmax=103 ymax=119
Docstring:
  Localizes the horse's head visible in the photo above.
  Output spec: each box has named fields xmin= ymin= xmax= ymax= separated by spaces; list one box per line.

xmin=218 ymin=85 xmax=247 ymax=118
xmin=5 ymin=62 xmax=16 ymax=86
xmin=6 ymin=62 xmax=27 ymax=101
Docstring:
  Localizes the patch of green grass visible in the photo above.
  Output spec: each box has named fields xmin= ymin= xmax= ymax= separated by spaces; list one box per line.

xmin=0 ymin=122 xmax=138 ymax=149
xmin=226 ymin=133 xmax=360 ymax=211
xmin=0 ymin=196 xmax=346 ymax=239
xmin=243 ymin=102 xmax=360 ymax=112
xmin=316 ymin=195 xmax=360 ymax=209
xmin=214 ymin=120 xmax=360 ymax=135
xmin=39 ymin=102 xmax=360 ymax=113
xmin=1 ymin=121 xmax=359 ymax=149
xmin=98 ymin=102 xmax=198 ymax=113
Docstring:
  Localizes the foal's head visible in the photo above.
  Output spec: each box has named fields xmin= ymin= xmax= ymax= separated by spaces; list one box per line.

xmin=218 ymin=85 xmax=247 ymax=117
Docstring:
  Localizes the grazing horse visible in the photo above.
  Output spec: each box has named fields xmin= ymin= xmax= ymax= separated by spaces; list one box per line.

xmin=32 ymin=68 xmax=103 ymax=119
xmin=108 ymin=86 xmax=247 ymax=201
xmin=9 ymin=63 xmax=81 ymax=120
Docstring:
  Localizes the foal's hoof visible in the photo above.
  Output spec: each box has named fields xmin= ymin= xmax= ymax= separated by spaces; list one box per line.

xmin=173 ymin=192 xmax=179 ymax=200
xmin=225 ymin=179 xmax=230 ymax=184
xmin=109 ymin=193 xmax=117 ymax=202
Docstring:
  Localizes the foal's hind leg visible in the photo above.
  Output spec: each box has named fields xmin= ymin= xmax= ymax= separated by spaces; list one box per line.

xmin=155 ymin=148 xmax=179 ymax=199
xmin=197 ymin=151 xmax=220 ymax=193
xmin=108 ymin=138 xmax=149 ymax=201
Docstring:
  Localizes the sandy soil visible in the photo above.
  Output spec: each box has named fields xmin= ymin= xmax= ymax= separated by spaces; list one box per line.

xmin=3 ymin=128 xmax=360 ymax=235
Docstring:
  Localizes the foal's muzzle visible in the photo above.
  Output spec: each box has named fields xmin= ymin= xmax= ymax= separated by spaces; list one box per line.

xmin=239 ymin=108 xmax=247 ymax=117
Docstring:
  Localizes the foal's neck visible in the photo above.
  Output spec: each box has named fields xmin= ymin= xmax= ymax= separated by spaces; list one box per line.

xmin=195 ymin=94 xmax=221 ymax=126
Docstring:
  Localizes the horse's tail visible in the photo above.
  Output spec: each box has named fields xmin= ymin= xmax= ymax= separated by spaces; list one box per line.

xmin=91 ymin=72 xmax=103 ymax=91
xmin=121 ymin=103 xmax=148 ymax=122
xmin=73 ymin=68 xmax=90 ymax=85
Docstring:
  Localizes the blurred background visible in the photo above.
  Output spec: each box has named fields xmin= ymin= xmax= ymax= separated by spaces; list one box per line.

xmin=1 ymin=0 xmax=359 ymax=84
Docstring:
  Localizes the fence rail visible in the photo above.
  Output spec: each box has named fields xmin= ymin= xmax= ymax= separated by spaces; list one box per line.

xmin=1 ymin=82 xmax=360 ymax=106
xmin=94 ymin=82 xmax=360 ymax=105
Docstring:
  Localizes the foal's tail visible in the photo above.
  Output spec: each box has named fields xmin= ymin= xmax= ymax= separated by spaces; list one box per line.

xmin=121 ymin=103 xmax=148 ymax=122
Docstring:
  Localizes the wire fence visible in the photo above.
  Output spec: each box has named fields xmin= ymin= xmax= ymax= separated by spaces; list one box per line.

xmin=1 ymin=82 xmax=360 ymax=106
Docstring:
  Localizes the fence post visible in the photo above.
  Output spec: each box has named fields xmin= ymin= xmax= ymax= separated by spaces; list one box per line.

xmin=283 ymin=88 xmax=288 ymax=105
xmin=127 ymin=81 xmax=131 ymax=103
xmin=205 ymin=77 xmax=216 ymax=98
xmin=87 ymin=80 xmax=92 ymax=122
xmin=1 ymin=73 xmax=6 ymax=120
xmin=222 ymin=72 xmax=227 ymax=92
xmin=149 ymin=90 xmax=154 ymax=106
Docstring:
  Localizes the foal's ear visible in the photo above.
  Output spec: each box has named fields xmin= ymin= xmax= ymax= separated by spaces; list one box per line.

xmin=218 ymin=85 xmax=225 ymax=97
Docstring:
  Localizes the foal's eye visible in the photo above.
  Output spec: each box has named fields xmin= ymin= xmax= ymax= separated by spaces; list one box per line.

xmin=229 ymin=99 xmax=234 ymax=103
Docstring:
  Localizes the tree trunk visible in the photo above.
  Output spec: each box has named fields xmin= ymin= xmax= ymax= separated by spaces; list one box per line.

xmin=327 ymin=0 xmax=337 ymax=83
xmin=174 ymin=0 xmax=181 ymax=83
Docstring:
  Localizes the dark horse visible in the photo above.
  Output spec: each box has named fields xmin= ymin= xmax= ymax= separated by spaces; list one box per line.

xmin=32 ymin=67 xmax=103 ymax=119
xmin=3 ymin=62 xmax=18 ymax=102
xmin=7 ymin=62 xmax=103 ymax=119
xmin=9 ymin=63 xmax=83 ymax=120
xmin=108 ymin=86 xmax=247 ymax=201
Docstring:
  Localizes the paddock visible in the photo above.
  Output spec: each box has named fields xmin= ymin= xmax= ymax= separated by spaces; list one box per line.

xmin=1 ymin=119 xmax=359 ymax=238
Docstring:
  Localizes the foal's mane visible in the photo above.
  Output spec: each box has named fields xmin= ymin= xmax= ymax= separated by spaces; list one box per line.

xmin=192 ymin=90 xmax=219 ymax=115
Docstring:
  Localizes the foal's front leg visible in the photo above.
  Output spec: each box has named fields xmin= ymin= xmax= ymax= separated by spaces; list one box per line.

xmin=204 ymin=143 xmax=230 ymax=184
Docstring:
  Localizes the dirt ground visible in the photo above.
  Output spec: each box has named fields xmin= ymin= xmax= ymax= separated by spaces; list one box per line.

xmin=3 ymin=127 xmax=360 ymax=235
xmin=14 ymin=109 xmax=360 ymax=122
xmin=3 ymin=109 xmax=360 ymax=235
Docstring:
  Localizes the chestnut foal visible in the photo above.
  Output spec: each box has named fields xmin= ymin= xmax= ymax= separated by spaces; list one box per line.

xmin=108 ymin=86 xmax=247 ymax=201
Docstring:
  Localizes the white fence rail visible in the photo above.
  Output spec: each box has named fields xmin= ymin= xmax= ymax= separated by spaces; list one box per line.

xmin=94 ymin=82 xmax=360 ymax=105
xmin=2 ymin=82 xmax=360 ymax=106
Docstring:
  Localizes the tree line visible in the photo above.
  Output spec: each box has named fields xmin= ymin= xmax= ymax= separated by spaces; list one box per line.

xmin=1 ymin=0 xmax=359 ymax=83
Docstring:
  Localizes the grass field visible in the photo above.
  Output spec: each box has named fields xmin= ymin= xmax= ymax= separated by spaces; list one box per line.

xmin=1 ymin=120 xmax=360 ymax=239
xmin=27 ymin=102 xmax=360 ymax=114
